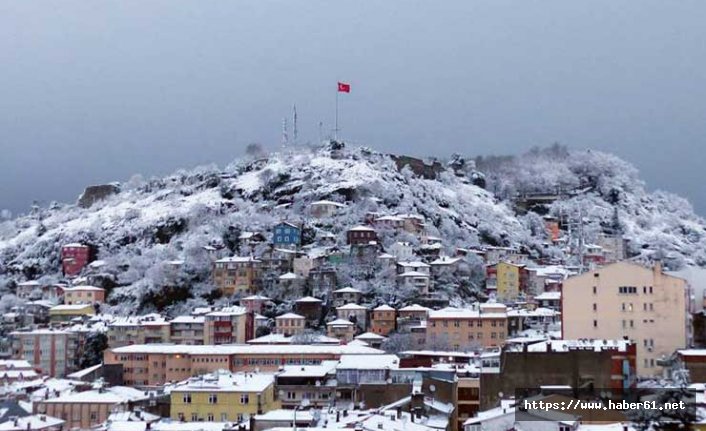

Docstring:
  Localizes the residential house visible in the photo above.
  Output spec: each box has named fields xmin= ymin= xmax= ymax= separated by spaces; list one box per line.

xmin=15 ymin=282 xmax=62 ymax=303
xmin=326 ymin=319 xmax=356 ymax=343
xmin=275 ymin=361 xmax=338 ymax=408
xmin=388 ymin=242 xmax=415 ymax=261
xmin=272 ymin=222 xmax=301 ymax=247
xmin=335 ymin=354 xmax=400 ymax=405
xmin=277 ymin=272 xmax=304 ymax=296
xmin=370 ymin=305 xmax=396 ymax=336
xmin=240 ymin=295 xmax=271 ymax=314
xmin=309 ymin=200 xmax=345 ymax=218
xmin=430 ymin=256 xmax=463 ymax=276
xmin=274 ymin=313 xmax=305 ymax=337
xmin=534 ymin=291 xmax=561 ymax=311
xmin=354 ymin=332 xmax=386 ymax=348
xmin=397 ymin=271 xmax=431 ymax=295
xmin=0 ymin=360 xmax=38 ymax=384
xmin=336 ymin=303 xmax=368 ymax=330
xmin=396 ymin=261 xmax=431 ymax=275
xmin=398 ymin=304 xmax=431 ymax=322
xmin=308 ymin=267 xmax=337 ymax=298
xmin=346 ymin=226 xmax=377 ymax=246
xmin=62 ymin=286 xmax=105 ymax=305
xmin=332 ymin=286 xmax=362 ymax=308
xmin=293 ymin=296 xmax=323 ymax=326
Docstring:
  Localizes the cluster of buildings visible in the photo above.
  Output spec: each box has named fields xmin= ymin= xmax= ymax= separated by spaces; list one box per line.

xmin=2 ymin=204 xmax=706 ymax=430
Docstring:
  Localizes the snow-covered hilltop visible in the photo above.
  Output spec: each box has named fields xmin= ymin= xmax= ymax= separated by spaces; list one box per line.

xmin=0 ymin=143 xmax=704 ymax=314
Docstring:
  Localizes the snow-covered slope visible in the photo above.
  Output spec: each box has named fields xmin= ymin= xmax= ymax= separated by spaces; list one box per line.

xmin=0 ymin=144 xmax=704 ymax=313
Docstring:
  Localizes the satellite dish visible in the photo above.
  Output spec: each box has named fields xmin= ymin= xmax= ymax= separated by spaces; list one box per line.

xmin=429 ymin=384 xmax=436 ymax=392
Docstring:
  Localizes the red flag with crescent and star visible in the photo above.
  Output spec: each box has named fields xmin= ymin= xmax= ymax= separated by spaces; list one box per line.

xmin=337 ymin=82 xmax=350 ymax=93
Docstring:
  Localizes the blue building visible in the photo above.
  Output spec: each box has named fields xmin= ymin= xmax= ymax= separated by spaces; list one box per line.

xmin=272 ymin=222 xmax=301 ymax=246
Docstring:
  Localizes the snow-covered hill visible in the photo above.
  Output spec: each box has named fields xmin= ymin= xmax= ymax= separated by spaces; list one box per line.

xmin=0 ymin=143 xmax=704 ymax=314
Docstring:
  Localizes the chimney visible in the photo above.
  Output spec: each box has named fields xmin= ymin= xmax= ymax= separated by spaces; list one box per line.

xmin=396 ymin=407 xmax=402 ymax=419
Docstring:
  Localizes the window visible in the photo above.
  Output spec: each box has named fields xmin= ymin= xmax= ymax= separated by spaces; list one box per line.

xmin=207 ymin=413 xmax=214 ymax=421
xmin=453 ymin=320 xmax=460 ymax=327
xmin=191 ymin=413 xmax=198 ymax=422
xmin=649 ymin=286 xmax=653 ymax=294
xmin=593 ymin=320 xmax=598 ymax=328
xmin=208 ymin=393 xmax=218 ymax=404
xmin=593 ymin=303 xmax=597 ymax=312
xmin=477 ymin=332 xmax=483 ymax=339
xmin=221 ymin=413 xmax=228 ymax=421
xmin=237 ymin=414 xmax=244 ymax=422
xmin=182 ymin=393 xmax=192 ymax=404
xmin=630 ymin=320 xmax=634 ymax=328
xmin=593 ymin=286 xmax=597 ymax=294
xmin=240 ymin=394 xmax=250 ymax=404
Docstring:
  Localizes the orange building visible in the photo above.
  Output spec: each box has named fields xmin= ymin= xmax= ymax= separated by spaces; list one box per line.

xmin=427 ymin=304 xmax=508 ymax=351
xmin=370 ymin=305 xmax=396 ymax=336
xmin=104 ymin=343 xmax=383 ymax=387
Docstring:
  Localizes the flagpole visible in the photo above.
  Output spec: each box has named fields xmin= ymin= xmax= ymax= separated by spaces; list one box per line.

xmin=335 ymin=87 xmax=339 ymax=141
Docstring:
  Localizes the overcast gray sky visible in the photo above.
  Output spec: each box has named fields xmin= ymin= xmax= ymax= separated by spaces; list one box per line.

xmin=1 ymin=1 xmax=705 ymax=216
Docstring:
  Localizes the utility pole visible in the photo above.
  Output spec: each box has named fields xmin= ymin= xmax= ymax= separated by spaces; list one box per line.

xmin=292 ymin=104 xmax=298 ymax=144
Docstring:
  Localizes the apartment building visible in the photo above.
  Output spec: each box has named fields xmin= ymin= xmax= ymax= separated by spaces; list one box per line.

xmin=170 ymin=370 xmax=279 ymax=422
xmin=427 ymin=304 xmax=508 ymax=350
xmin=213 ymin=256 xmax=263 ymax=296
xmin=562 ymin=261 xmax=688 ymax=377
xmin=11 ymin=329 xmax=84 ymax=377
xmin=170 ymin=316 xmax=205 ymax=345
xmin=203 ymin=306 xmax=251 ymax=344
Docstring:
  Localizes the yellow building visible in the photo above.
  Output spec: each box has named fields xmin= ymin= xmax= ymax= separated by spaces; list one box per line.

xmin=170 ymin=370 xmax=279 ymax=423
xmin=48 ymin=304 xmax=95 ymax=322
xmin=562 ymin=261 xmax=688 ymax=377
xmin=495 ymin=262 xmax=526 ymax=302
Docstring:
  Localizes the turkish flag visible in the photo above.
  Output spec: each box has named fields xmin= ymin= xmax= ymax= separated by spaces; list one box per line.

xmin=337 ymin=82 xmax=351 ymax=93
